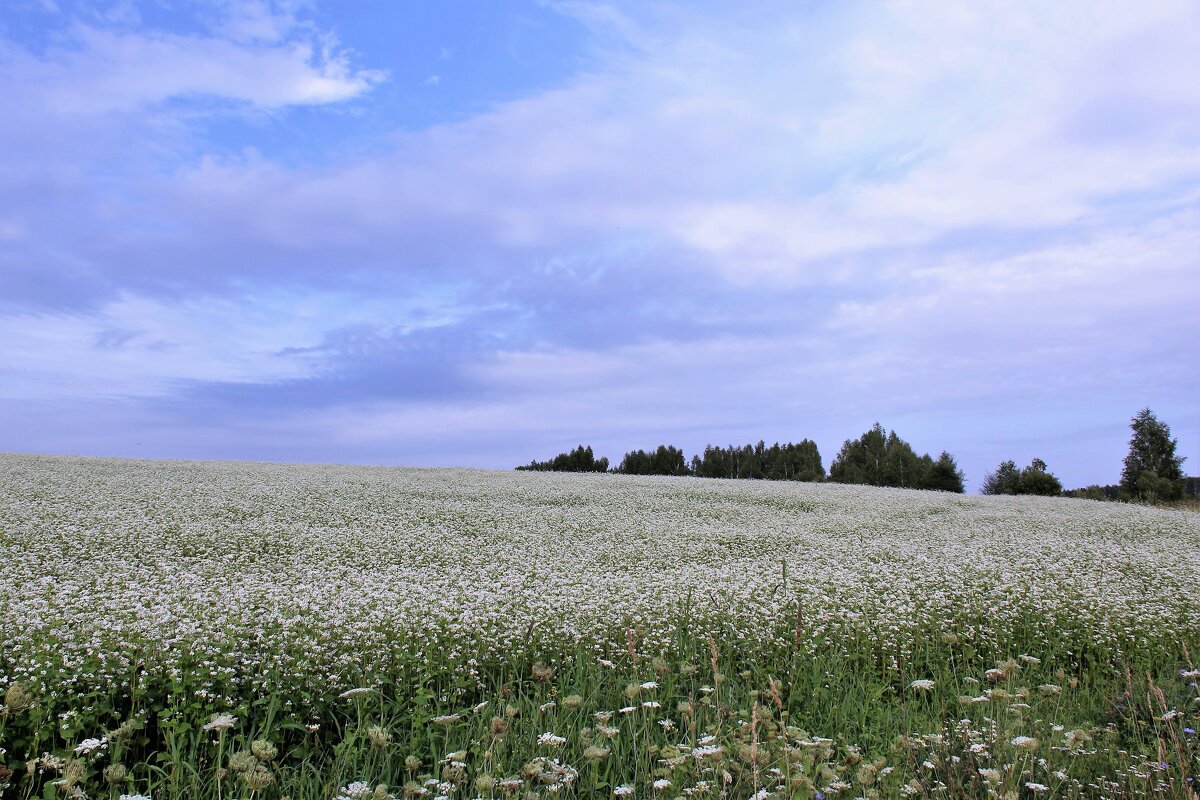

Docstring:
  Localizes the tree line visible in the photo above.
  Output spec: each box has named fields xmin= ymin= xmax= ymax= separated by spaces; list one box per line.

xmin=517 ymin=408 xmax=1194 ymax=502
xmin=518 ymin=423 xmax=966 ymax=493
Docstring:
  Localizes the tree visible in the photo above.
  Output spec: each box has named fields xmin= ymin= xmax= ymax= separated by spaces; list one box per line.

xmin=690 ymin=439 xmax=824 ymax=482
xmin=830 ymin=424 xmax=962 ymax=492
xmin=516 ymin=445 xmax=609 ymax=473
xmin=617 ymin=445 xmax=689 ymax=476
xmin=1017 ymin=458 xmax=1063 ymax=496
xmin=1120 ymin=408 xmax=1185 ymax=502
xmin=980 ymin=460 xmax=1020 ymax=495
xmin=980 ymin=457 xmax=1062 ymax=496
xmin=924 ymin=451 xmax=966 ymax=493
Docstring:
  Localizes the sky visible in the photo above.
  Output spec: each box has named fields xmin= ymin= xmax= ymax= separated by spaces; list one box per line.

xmin=1 ymin=0 xmax=1197 ymax=491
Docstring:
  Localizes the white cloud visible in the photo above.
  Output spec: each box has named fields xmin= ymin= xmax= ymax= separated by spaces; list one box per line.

xmin=0 ymin=8 xmax=384 ymax=116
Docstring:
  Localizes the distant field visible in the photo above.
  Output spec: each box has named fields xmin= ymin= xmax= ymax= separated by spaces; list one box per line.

xmin=1 ymin=453 xmax=1198 ymax=799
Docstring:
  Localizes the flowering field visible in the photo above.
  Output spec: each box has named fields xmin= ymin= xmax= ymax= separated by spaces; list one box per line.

xmin=1 ymin=453 xmax=1198 ymax=800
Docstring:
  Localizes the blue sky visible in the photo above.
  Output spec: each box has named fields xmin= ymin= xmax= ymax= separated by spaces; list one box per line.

xmin=1 ymin=0 xmax=1197 ymax=490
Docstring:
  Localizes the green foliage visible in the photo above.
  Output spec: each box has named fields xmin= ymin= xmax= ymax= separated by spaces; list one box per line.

xmin=4 ymin=624 xmax=1198 ymax=800
xmin=924 ymin=451 xmax=966 ymax=493
xmin=616 ymin=444 xmax=689 ymax=476
xmin=828 ymin=424 xmax=964 ymax=492
xmin=981 ymin=458 xmax=1062 ymax=496
xmin=1120 ymin=408 xmax=1186 ymax=502
xmin=516 ymin=445 xmax=609 ymax=473
xmin=690 ymin=439 xmax=825 ymax=482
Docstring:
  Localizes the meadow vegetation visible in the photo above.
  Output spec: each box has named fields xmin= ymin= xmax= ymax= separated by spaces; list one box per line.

xmin=1 ymin=454 xmax=1199 ymax=799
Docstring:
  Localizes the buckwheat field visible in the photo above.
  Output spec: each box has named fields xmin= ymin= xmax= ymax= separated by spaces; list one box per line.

xmin=1 ymin=454 xmax=1198 ymax=800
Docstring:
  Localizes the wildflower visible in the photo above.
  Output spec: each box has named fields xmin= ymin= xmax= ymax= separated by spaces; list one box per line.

xmin=978 ymin=768 xmax=1001 ymax=784
xmin=613 ymin=785 xmax=634 ymax=796
xmin=339 ymin=781 xmax=374 ymax=799
xmin=430 ymin=714 xmax=460 ymax=725
xmin=537 ymin=732 xmax=566 ymax=747
xmin=909 ymin=679 xmax=936 ymax=692
xmin=241 ymin=764 xmax=275 ymax=790
xmin=119 ymin=795 xmax=152 ymax=800
xmin=3 ymin=684 xmax=33 ymax=712
xmin=653 ymin=778 xmax=672 ymax=790
xmin=74 ymin=737 xmax=107 ymax=755
xmin=251 ymin=739 xmax=277 ymax=761
xmin=228 ymin=750 xmax=259 ymax=773
xmin=1010 ymin=736 xmax=1039 ymax=752
xmin=583 ymin=745 xmax=610 ymax=760
xmin=367 ymin=726 xmax=392 ymax=749
xmin=103 ymin=764 xmax=127 ymax=784
xmin=640 ymin=681 xmax=659 ymax=690
xmin=339 ymin=688 xmax=373 ymax=699
xmin=202 ymin=714 xmax=237 ymax=732
xmin=1025 ymin=782 xmax=1049 ymax=793
xmin=561 ymin=694 xmax=583 ymax=709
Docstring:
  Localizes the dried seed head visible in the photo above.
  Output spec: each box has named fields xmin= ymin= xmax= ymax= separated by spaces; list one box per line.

xmin=241 ymin=764 xmax=275 ymax=790
xmin=102 ymin=763 xmax=127 ymax=784
xmin=251 ymin=739 xmax=278 ymax=761
xmin=3 ymin=683 xmax=33 ymax=712
xmin=228 ymin=750 xmax=258 ymax=774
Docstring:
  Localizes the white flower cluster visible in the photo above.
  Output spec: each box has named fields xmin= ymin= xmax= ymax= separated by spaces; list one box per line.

xmin=1 ymin=453 xmax=1197 ymax=708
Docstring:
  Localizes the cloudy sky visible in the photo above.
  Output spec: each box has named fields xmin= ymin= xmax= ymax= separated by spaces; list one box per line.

xmin=1 ymin=0 xmax=1197 ymax=490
